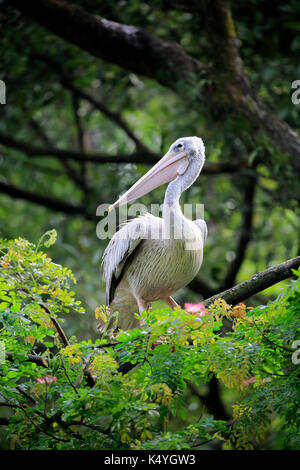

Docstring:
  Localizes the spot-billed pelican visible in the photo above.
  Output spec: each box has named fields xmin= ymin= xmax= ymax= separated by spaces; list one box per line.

xmin=101 ymin=137 xmax=207 ymax=330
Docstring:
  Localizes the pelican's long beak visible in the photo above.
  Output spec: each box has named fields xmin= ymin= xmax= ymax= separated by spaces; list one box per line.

xmin=109 ymin=148 xmax=189 ymax=211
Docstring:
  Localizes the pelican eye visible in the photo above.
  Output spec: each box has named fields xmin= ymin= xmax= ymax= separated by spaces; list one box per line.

xmin=175 ymin=142 xmax=184 ymax=151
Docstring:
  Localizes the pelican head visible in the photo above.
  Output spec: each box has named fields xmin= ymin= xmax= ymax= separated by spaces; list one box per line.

xmin=109 ymin=136 xmax=205 ymax=211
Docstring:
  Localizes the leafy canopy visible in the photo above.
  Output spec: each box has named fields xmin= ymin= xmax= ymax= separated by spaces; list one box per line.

xmin=0 ymin=233 xmax=299 ymax=449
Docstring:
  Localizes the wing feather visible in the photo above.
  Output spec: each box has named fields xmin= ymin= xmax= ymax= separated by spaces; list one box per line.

xmin=102 ymin=214 xmax=157 ymax=304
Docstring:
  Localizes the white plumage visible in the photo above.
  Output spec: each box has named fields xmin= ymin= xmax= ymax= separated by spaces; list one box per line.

xmin=101 ymin=137 xmax=207 ymax=331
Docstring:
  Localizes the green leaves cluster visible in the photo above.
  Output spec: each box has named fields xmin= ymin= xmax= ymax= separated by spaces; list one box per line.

xmin=0 ymin=234 xmax=299 ymax=450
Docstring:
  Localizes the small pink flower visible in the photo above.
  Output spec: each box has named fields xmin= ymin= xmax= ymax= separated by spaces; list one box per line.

xmin=243 ymin=376 xmax=256 ymax=387
xmin=243 ymin=376 xmax=268 ymax=387
xmin=184 ymin=302 xmax=206 ymax=316
xmin=36 ymin=376 xmax=57 ymax=384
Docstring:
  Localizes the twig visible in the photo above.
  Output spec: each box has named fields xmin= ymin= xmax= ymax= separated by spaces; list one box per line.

xmin=6 ymin=351 xmax=96 ymax=387
xmin=48 ymin=315 xmax=70 ymax=348
xmin=31 ymin=50 xmax=151 ymax=152
xmin=18 ymin=401 xmax=69 ymax=443
xmin=61 ymin=359 xmax=79 ymax=395
xmin=28 ymin=112 xmax=86 ymax=191
xmin=33 ymin=301 xmax=70 ymax=348
xmin=16 ymin=385 xmax=36 ymax=405
xmin=0 ymin=180 xmax=92 ymax=219
xmin=251 ymin=316 xmax=294 ymax=353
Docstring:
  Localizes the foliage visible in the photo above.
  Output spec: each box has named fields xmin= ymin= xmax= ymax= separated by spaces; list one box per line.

xmin=0 ymin=0 xmax=300 ymax=451
xmin=0 ymin=235 xmax=299 ymax=450
xmin=1 ymin=0 xmax=300 ymax=326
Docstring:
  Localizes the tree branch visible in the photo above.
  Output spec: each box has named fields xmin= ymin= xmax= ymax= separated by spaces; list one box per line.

xmin=71 ymin=93 xmax=89 ymax=192
xmin=6 ymin=352 xmax=48 ymax=368
xmin=0 ymin=153 xmax=64 ymax=178
xmin=6 ymin=352 xmax=96 ymax=387
xmin=31 ymin=50 xmax=150 ymax=152
xmin=9 ymin=0 xmax=204 ymax=88
xmin=203 ymin=256 xmax=300 ymax=307
xmin=0 ymin=181 xmax=92 ymax=219
xmin=205 ymin=0 xmax=300 ymax=169
xmin=0 ymin=132 xmax=155 ymax=165
xmin=5 ymin=253 xmax=299 ymax=390
xmin=9 ymin=0 xmax=300 ymax=168
xmin=0 ymin=132 xmax=248 ymax=174
xmin=28 ymin=114 xmax=86 ymax=190
xmin=40 ymin=303 xmax=70 ymax=349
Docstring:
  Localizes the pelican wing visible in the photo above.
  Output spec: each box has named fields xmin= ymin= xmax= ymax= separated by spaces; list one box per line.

xmin=102 ymin=214 xmax=156 ymax=304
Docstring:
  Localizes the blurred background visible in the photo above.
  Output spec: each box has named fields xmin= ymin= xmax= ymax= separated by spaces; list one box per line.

xmin=0 ymin=0 xmax=299 ymax=443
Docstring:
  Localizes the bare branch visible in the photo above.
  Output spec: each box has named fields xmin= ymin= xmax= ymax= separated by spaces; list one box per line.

xmin=28 ymin=116 xmax=52 ymax=147
xmin=40 ymin=305 xmax=70 ymax=349
xmin=0 ymin=152 xmax=64 ymax=177
xmin=28 ymin=114 xmax=86 ymax=190
xmin=71 ymin=93 xmax=90 ymax=195
xmin=32 ymin=50 xmax=150 ymax=152
xmin=0 ymin=132 xmax=154 ymax=165
xmin=0 ymin=181 xmax=92 ymax=219
xmin=50 ymin=317 xmax=70 ymax=348
xmin=9 ymin=0 xmax=204 ymax=87
xmin=0 ymin=132 xmax=248 ymax=174
xmin=71 ymin=95 xmax=84 ymax=155
xmin=203 ymin=256 xmax=300 ymax=307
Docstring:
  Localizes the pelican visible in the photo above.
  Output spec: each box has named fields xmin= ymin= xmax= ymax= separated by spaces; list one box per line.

xmin=101 ymin=137 xmax=207 ymax=331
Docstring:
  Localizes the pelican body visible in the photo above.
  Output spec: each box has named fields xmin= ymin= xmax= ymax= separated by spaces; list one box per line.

xmin=102 ymin=137 xmax=207 ymax=330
